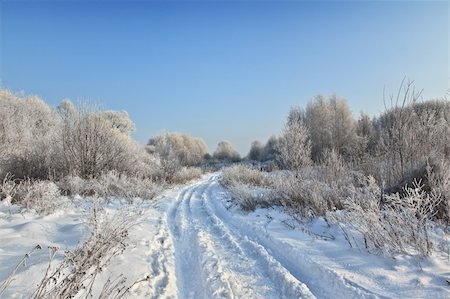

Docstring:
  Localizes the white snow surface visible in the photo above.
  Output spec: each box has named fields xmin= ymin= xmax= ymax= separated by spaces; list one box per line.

xmin=0 ymin=173 xmax=449 ymax=298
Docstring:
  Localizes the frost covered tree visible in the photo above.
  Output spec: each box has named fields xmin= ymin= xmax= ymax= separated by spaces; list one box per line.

xmin=147 ymin=133 xmax=181 ymax=181
xmin=329 ymin=95 xmax=357 ymax=159
xmin=305 ymin=94 xmax=357 ymax=161
xmin=147 ymin=132 xmax=208 ymax=167
xmin=56 ymin=101 xmax=146 ymax=179
xmin=101 ymin=111 xmax=135 ymax=136
xmin=0 ymin=89 xmax=58 ymax=179
xmin=248 ymin=140 xmax=263 ymax=161
xmin=370 ymin=80 xmax=450 ymax=186
xmin=261 ymin=135 xmax=280 ymax=162
xmin=213 ymin=141 xmax=240 ymax=162
xmin=305 ymin=95 xmax=333 ymax=161
xmin=277 ymin=107 xmax=311 ymax=171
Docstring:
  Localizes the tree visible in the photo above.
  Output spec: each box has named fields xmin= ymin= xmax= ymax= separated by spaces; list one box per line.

xmin=0 ymin=89 xmax=58 ymax=179
xmin=305 ymin=94 xmax=357 ymax=161
xmin=261 ymin=135 xmax=280 ymax=162
xmin=374 ymin=81 xmax=450 ymax=185
xmin=277 ymin=107 xmax=312 ymax=171
xmin=305 ymin=95 xmax=333 ymax=161
xmin=375 ymin=80 xmax=422 ymax=183
xmin=56 ymin=102 xmax=143 ymax=179
xmin=147 ymin=133 xmax=181 ymax=181
xmin=147 ymin=132 xmax=208 ymax=167
xmin=329 ymin=95 xmax=357 ymax=159
xmin=248 ymin=140 xmax=263 ymax=161
xmin=213 ymin=141 xmax=240 ymax=162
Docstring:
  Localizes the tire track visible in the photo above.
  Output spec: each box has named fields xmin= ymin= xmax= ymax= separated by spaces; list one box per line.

xmin=207 ymin=179 xmax=384 ymax=299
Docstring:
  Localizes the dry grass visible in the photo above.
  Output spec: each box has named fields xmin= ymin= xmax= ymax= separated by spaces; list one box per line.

xmin=28 ymin=203 xmax=142 ymax=298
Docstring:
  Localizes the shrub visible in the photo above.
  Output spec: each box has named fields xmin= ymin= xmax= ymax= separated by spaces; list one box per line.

xmin=213 ymin=141 xmax=240 ymax=162
xmin=14 ymin=180 xmax=61 ymax=215
xmin=333 ymin=177 xmax=442 ymax=256
xmin=227 ymin=183 xmax=278 ymax=211
xmin=247 ymin=140 xmax=264 ymax=161
xmin=56 ymin=171 xmax=163 ymax=200
xmin=272 ymin=171 xmax=343 ymax=218
xmin=221 ymin=165 xmax=278 ymax=211
xmin=222 ymin=164 xmax=272 ymax=188
xmin=171 ymin=167 xmax=203 ymax=184
xmin=55 ymin=102 xmax=147 ymax=179
xmin=0 ymin=173 xmax=18 ymax=204
xmin=147 ymin=132 xmax=208 ymax=167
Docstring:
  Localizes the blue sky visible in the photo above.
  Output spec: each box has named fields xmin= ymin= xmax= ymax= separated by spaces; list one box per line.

xmin=1 ymin=0 xmax=448 ymax=154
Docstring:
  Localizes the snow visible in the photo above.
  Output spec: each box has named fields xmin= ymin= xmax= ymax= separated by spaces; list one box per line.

xmin=1 ymin=173 xmax=449 ymax=298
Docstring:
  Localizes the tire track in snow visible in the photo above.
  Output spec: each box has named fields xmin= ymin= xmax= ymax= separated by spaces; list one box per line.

xmin=168 ymin=175 xmax=315 ymax=298
xmin=197 ymin=180 xmax=315 ymax=299
xmin=167 ymin=174 xmax=381 ymax=299
xmin=207 ymin=179 xmax=384 ymax=299
xmin=167 ymin=183 xmax=205 ymax=299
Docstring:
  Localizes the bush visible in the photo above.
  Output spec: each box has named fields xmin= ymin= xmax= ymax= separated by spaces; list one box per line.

xmin=55 ymin=102 xmax=149 ymax=179
xmin=222 ymin=164 xmax=360 ymax=217
xmin=227 ymin=183 xmax=278 ymax=211
xmin=222 ymin=164 xmax=272 ymax=188
xmin=0 ymin=173 xmax=18 ymax=204
xmin=0 ymin=91 xmax=157 ymax=181
xmin=213 ymin=141 xmax=240 ymax=162
xmin=171 ymin=167 xmax=203 ymax=184
xmin=271 ymin=169 xmax=354 ymax=218
xmin=332 ymin=177 xmax=442 ymax=256
xmin=147 ymin=132 xmax=208 ymax=167
xmin=14 ymin=180 xmax=61 ymax=215
xmin=221 ymin=165 xmax=279 ymax=211
xmin=57 ymin=171 xmax=163 ymax=200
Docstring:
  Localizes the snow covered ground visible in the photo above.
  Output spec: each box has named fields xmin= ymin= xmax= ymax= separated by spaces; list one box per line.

xmin=1 ymin=173 xmax=449 ymax=298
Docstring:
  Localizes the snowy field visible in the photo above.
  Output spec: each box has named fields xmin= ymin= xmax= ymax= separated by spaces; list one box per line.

xmin=1 ymin=173 xmax=449 ymax=298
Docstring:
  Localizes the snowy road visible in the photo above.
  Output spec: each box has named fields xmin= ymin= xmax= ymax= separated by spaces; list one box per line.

xmin=1 ymin=173 xmax=448 ymax=298
xmin=149 ymin=174 xmax=379 ymax=299
xmin=166 ymin=175 xmax=314 ymax=299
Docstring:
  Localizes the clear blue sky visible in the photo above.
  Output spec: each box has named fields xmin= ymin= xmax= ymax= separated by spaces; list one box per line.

xmin=1 ymin=0 xmax=448 ymax=155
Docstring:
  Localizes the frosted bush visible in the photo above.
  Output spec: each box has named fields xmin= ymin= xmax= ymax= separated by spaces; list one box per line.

xmin=272 ymin=172 xmax=336 ymax=218
xmin=171 ymin=167 xmax=203 ymax=184
xmin=227 ymin=183 xmax=278 ymax=211
xmin=56 ymin=175 xmax=85 ymax=196
xmin=213 ymin=141 xmax=240 ymax=162
xmin=16 ymin=180 xmax=61 ymax=215
xmin=0 ymin=173 xmax=18 ymax=204
xmin=333 ymin=177 xmax=442 ymax=256
xmin=222 ymin=164 xmax=272 ymax=188
xmin=57 ymin=172 xmax=163 ymax=200
xmin=98 ymin=171 xmax=163 ymax=199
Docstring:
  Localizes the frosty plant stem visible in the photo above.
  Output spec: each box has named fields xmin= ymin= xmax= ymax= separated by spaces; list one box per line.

xmin=0 ymin=244 xmax=42 ymax=297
